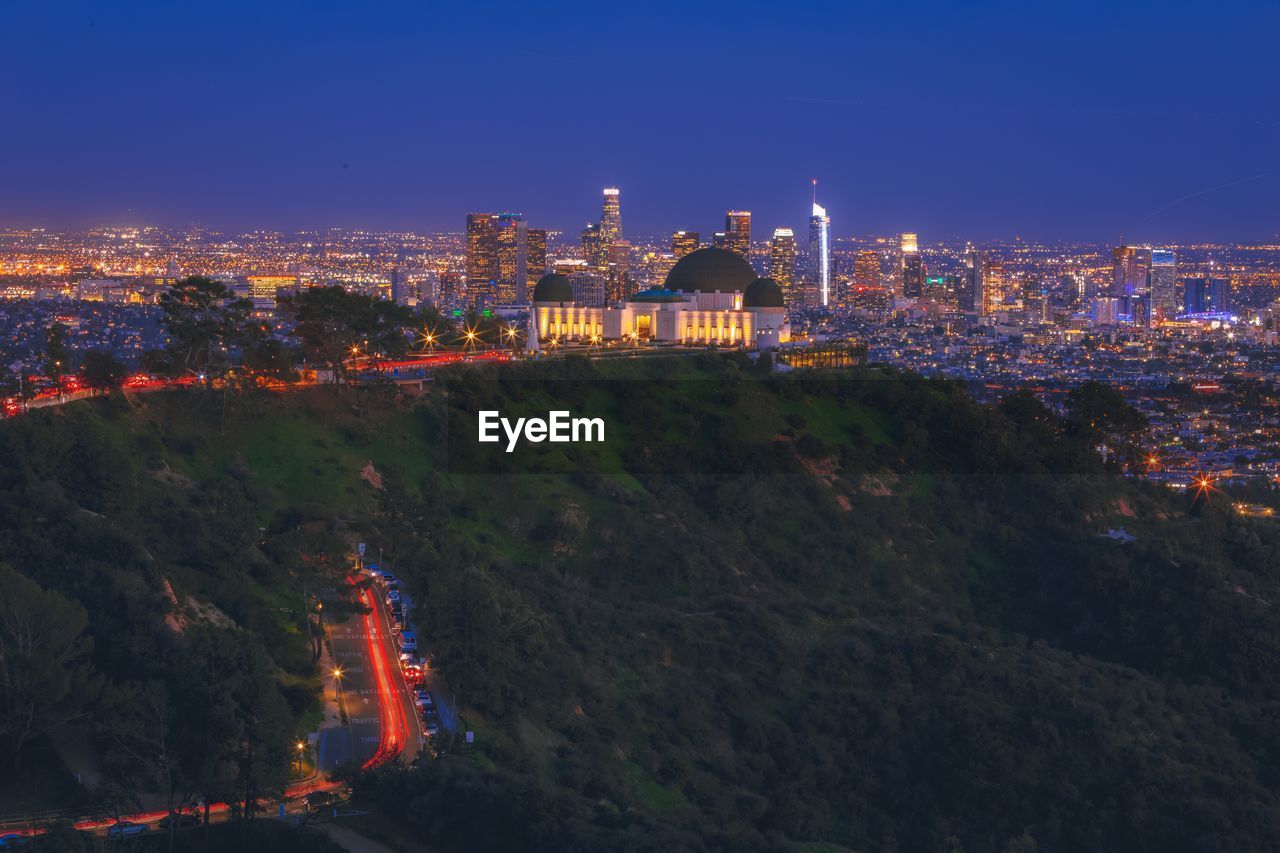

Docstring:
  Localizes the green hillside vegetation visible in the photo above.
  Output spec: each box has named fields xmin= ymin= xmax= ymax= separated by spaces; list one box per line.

xmin=2 ymin=355 xmax=1279 ymax=852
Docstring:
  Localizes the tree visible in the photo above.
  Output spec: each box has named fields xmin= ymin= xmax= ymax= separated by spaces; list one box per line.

xmin=169 ymin=627 xmax=292 ymax=828
xmin=159 ymin=277 xmax=252 ymax=383
xmin=0 ymin=564 xmax=100 ymax=769
xmin=238 ymin=321 xmax=299 ymax=385
xmin=279 ymin=286 xmax=414 ymax=383
xmin=1065 ymin=381 xmax=1146 ymax=437
xmin=44 ymin=321 xmax=71 ymax=386
xmin=105 ymin=681 xmax=193 ymax=852
xmin=79 ymin=349 xmax=128 ymax=391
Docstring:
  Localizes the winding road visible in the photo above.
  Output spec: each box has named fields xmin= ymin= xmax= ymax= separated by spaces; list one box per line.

xmin=0 ymin=567 xmax=423 ymax=842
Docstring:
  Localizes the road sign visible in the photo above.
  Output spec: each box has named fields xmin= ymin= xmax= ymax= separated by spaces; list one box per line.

xmin=465 ymin=731 xmax=474 ymax=745
xmin=358 ymin=543 xmax=366 ymax=556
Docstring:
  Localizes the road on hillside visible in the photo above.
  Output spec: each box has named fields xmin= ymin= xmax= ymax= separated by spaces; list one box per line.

xmin=362 ymin=577 xmax=427 ymax=763
xmin=318 ymin=605 xmax=386 ymax=771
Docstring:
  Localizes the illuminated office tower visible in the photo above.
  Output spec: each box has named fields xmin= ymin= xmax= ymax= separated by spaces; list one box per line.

xmin=494 ymin=214 xmax=529 ymax=304
xmin=1149 ymin=248 xmax=1177 ymax=323
xmin=1061 ymin=271 xmax=1087 ymax=308
xmin=808 ymin=182 xmax=831 ymax=306
xmin=853 ymin=250 xmax=881 ymax=291
xmin=601 ymin=187 xmax=622 ymax=246
xmin=643 ymin=251 xmax=678 ymax=287
xmin=526 ymin=228 xmax=547 ymax=300
xmin=581 ymin=187 xmax=623 ymax=274
xmin=466 ymin=213 xmax=498 ymax=306
xmin=984 ymin=259 xmax=1006 ymax=314
xmin=1111 ymin=245 xmax=1152 ymax=301
xmin=1092 ymin=296 xmax=1120 ymax=326
xmin=671 ymin=230 xmax=700 ymax=257
xmin=1186 ymin=276 xmax=1230 ymax=314
xmin=605 ymin=240 xmax=631 ymax=304
xmin=899 ymin=233 xmax=924 ymax=298
xmin=1208 ymin=277 xmax=1230 ymax=313
xmin=389 ymin=267 xmax=409 ymax=305
xmin=963 ymin=248 xmax=987 ymax=314
xmin=554 ymin=258 xmax=605 ymax=307
xmin=724 ymin=211 xmax=752 ymax=260
xmin=769 ymin=228 xmax=798 ymax=306
xmin=580 ymin=222 xmax=604 ymax=270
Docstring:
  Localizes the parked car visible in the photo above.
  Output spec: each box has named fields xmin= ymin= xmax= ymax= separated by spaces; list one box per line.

xmin=382 ymin=572 xmax=399 ymax=588
xmin=386 ymin=589 xmax=401 ymax=605
xmin=106 ymin=821 xmax=150 ymax=838
xmin=158 ymin=812 xmax=201 ymax=829
xmin=424 ymin=719 xmax=440 ymax=737
xmin=0 ymin=834 xmax=32 ymax=849
xmin=305 ymin=791 xmax=337 ymax=811
xmin=414 ymin=689 xmax=432 ymax=708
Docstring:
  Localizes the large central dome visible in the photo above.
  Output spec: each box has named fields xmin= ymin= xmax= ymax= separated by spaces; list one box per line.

xmin=663 ymin=247 xmax=756 ymax=293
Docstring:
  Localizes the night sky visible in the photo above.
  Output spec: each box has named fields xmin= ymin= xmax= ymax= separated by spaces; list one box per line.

xmin=1 ymin=0 xmax=1276 ymax=241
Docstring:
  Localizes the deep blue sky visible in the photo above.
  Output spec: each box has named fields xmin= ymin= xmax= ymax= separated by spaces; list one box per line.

xmin=1 ymin=0 xmax=1276 ymax=241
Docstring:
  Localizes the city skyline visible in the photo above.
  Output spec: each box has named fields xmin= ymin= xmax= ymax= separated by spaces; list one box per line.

xmin=1 ymin=0 xmax=1276 ymax=241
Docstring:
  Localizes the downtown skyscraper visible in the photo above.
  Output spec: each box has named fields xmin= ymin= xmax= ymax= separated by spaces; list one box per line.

xmin=465 ymin=213 xmax=498 ymax=307
xmin=468 ymin=212 xmax=545 ymax=306
xmin=900 ymin=233 xmax=924 ymax=298
xmin=769 ymin=228 xmax=798 ymax=306
xmin=671 ymin=230 xmax=700 ymax=258
xmin=808 ymin=182 xmax=831 ymax=306
xmin=580 ymin=187 xmax=629 ymax=303
xmin=1149 ymin=248 xmax=1177 ymax=323
xmin=722 ymin=211 xmax=751 ymax=260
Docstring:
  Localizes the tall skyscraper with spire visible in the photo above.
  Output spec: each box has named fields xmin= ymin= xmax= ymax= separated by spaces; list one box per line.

xmin=807 ymin=180 xmax=831 ymax=306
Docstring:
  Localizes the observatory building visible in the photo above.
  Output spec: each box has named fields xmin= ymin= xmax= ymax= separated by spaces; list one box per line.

xmin=531 ymin=247 xmax=790 ymax=349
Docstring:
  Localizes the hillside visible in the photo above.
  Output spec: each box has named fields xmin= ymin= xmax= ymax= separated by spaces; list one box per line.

xmin=3 ymin=355 xmax=1280 ymax=851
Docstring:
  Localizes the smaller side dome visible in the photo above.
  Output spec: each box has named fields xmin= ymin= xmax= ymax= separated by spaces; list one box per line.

xmin=532 ymin=273 xmax=573 ymax=303
xmin=742 ymin=277 xmax=786 ymax=309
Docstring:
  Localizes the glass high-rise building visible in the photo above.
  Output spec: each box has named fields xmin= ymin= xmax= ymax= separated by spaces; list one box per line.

xmin=724 ymin=211 xmax=751 ymax=260
xmin=494 ymin=213 xmax=527 ymax=305
xmin=583 ymin=187 xmax=623 ymax=276
xmin=769 ymin=228 xmax=798 ymax=306
xmin=1111 ymin=245 xmax=1153 ymax=299
xmin=469 ymin=213 xmax=544 ymax=305
xmin=1149 ymin=248 xmax=1177 ymax=323
xmin=963 ymin=248 xmax=987 ymax=314
xmin=526 ymin=228 xmax=547 ymax=301
xmin=671 ymin=230 xmax=700 ymax=257
xmin=606 ymin=240 xmax=631 ymax=304
xmin=601 ymin=188 xmax=622 ymax=246
xmin=900 ymin=233 xmax=924 ymax=298
xmin=465 ymin=213 xmax=498 ymax=307
xmin=1184 ymin=276 xmax=1230 ymax=314
xmin=808 ymin=184 xmax=830 ymax=306
xmin=853 ymin=251 xmax=881 ymax=289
